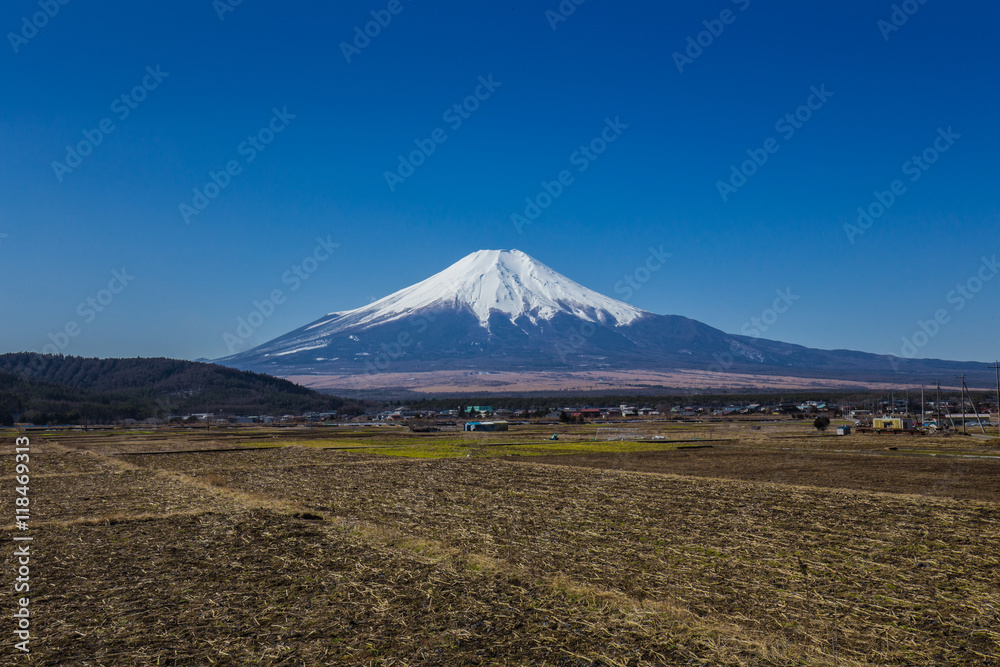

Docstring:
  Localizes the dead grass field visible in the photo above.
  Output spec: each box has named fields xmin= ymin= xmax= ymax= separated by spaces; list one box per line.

xmin=284 ymin=368 xmax=941 ymax=393
xmin=521 ymin=447 xmax=1000 ymax=502
xmin=3 ymin=422 xmax=999 ymax=665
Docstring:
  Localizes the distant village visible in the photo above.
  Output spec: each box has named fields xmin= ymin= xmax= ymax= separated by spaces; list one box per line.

xmin=156 ymin=395 xmax=998 ymax=432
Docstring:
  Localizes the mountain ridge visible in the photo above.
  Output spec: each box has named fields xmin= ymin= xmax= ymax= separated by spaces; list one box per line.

xmin=218 ymin=250 xmax=993 ymax=388
xmin=0 ymin=352 xmax=350 ymax=424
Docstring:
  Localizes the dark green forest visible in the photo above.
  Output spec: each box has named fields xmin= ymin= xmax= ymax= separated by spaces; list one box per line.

xmin=0 ymin=353 xmax=351 ymax=425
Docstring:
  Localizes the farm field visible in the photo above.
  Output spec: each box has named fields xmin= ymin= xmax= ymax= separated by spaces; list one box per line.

xmin=3 ymin=422 xmax=999 ymax=665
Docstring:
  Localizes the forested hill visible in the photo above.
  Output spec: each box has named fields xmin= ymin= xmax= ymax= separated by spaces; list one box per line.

xmin=0 ymin=353 xmax=347 ymax=425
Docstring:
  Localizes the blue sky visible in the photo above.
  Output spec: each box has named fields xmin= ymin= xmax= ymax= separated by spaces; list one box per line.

xmin=1 ymin=1 xmax=998 ymax=363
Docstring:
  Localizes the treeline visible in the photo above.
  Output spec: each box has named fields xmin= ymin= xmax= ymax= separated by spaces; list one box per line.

xmin=0 ymin=353 xmax=363 ymax=425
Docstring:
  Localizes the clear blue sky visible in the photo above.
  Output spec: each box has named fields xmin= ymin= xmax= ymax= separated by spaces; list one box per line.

xmin=2 ymin=1 xmax=998 ymax=363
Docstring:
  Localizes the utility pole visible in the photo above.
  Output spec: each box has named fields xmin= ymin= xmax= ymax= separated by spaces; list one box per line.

xmin=942 ymin=381 xmax=957 ymax=431
xmin=955 ymin=375 xmax=968 ymax=435
xmin=970 ymin=382 xmax=987 ymax=434
xmin=989 ymin=361 xmax=1000 ymax=436
xmin=933 ymin=382 xmax=938 ymax=426
xmin=936 ymin=381 xmax=949 ymax=431
xmin=969 ymin=378 xmax=987 ymax=435
xmin=956 ymin=373 xmax=987 ymax=435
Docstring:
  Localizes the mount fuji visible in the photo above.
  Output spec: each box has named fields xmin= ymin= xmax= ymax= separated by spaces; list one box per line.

xmin=217 ymin=250 xmax=989 ymax=391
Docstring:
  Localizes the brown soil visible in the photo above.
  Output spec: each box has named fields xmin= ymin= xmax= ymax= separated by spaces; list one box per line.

xmin=3 ymin=431 xmax=999 ymax=665
xmin=517 ymin=446 xmax=1000 ymax=502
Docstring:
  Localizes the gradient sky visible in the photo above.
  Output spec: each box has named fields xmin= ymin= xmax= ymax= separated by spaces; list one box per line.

xmin=2 ymin=1 xmax=998 ymax=363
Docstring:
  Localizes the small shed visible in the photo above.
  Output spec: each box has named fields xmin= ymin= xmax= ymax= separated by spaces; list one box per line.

xmin=836 ymin=425 xmax=851 ymax=436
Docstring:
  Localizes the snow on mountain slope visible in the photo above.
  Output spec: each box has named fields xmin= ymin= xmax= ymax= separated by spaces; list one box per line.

xmin=217 ymin=248 xmax=995 ymax=386
xmin=308 ymin=249 xmax=648 ymax=333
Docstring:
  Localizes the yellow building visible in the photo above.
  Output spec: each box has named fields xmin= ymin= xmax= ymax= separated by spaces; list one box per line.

xmin=873 ymin=417 xmax=914 ymax=431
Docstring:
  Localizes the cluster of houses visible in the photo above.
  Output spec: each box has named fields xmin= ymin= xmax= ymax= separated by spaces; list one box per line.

xmin=304 ymin=402 xmax=843 ymax=423
xmin=164 ymin=397 xmax=996 ymax=430
xmin=171 ymin=411 xmax=339 ymax=426
xmin=697 ymin=402 xmax=842 ymax=417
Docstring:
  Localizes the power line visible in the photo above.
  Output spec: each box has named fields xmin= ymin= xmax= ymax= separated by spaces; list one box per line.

xmin=988 ymin=362 xmax=1000 ymax=436
xmin=955 ymin=373 xmax=986 ymax=435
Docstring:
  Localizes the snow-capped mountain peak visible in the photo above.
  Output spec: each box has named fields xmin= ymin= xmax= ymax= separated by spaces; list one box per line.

xmin=218 ymin=249 xmax=989 ymax=389
xmin=316 ymin=249 xmax=649 ymax=331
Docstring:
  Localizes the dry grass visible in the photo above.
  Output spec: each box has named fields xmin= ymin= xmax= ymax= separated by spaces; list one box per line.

xmin=203 ymin=472 xmax=228 ymax=487
xmin=126 ymin=451 xmax=999 ymax=664
xmin=26 ymin=509 xmax=763 ymax=666
xmin=3 ymin=426 xmax=998 ymax=665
